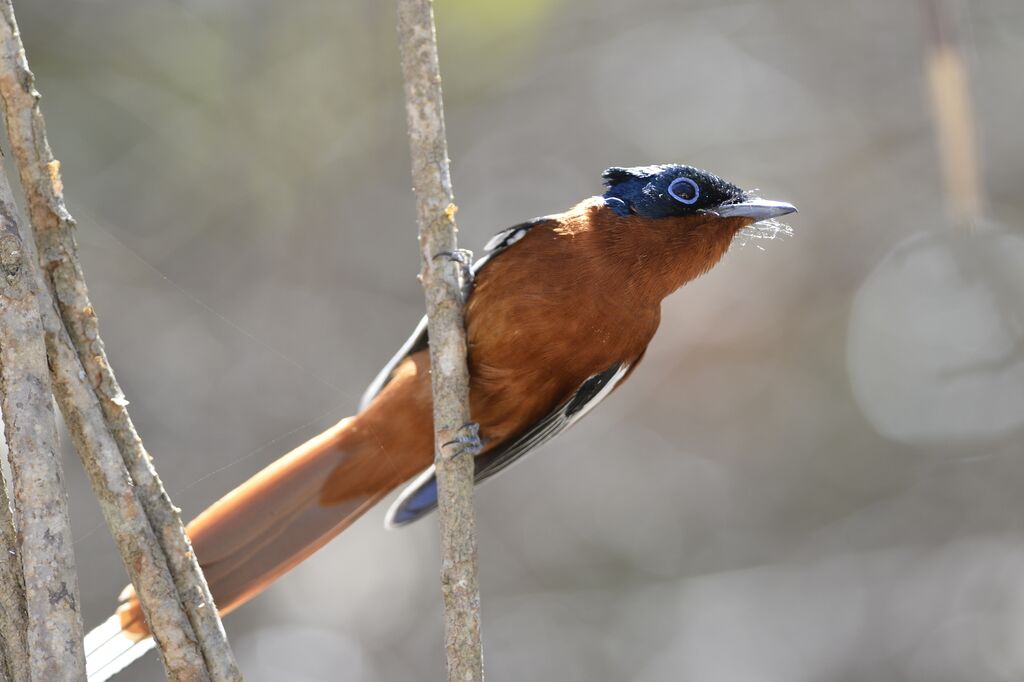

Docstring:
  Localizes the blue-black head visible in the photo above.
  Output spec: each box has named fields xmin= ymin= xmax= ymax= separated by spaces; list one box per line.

xmin=602 ymin=164 xmax=796 ymax=222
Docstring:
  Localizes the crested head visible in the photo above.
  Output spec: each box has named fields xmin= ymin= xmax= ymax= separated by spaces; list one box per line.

xmin=601 ymin=164 xmax=746 ymax=219
xmin=584 ymin=163 xmax=797 ymax=300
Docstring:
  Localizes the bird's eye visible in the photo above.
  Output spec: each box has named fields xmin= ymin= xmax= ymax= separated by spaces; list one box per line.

xmin=667 ymin=177 xmax=700 ymax=205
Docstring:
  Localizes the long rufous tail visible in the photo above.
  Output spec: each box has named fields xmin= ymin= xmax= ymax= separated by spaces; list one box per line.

xmin=86 ymin=354 xmax=436 ymax=680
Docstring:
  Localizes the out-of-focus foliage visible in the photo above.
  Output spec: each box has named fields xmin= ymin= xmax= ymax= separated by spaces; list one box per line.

xmin=8 ymin=0 xmax=1023 ymax=680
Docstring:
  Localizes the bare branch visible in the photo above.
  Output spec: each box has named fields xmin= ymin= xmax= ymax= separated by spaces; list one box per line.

xmin=38 ymin=284 xmax=210 ymax=680
xmin=1 ymin=147 xmax=208 ymax=681
xmin=0 ymin=430 xmax=30 ymax=682
xmin=920 ymin=0 xmax=983 ymax=228
xmin=0 ymin=161 xmax=85 ymax=681
xmin=396 ymin=1 xmax=484 ymax=680
xmin=0 ymin=1 xmax=238 ymax=678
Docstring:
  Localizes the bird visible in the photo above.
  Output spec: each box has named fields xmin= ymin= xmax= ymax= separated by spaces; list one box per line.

xmin=84 ymin=163 xmax=796 ymax=679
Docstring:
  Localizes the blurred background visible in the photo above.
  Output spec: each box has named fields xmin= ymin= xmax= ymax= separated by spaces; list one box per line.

xmin=3 ymin=0 xmax=1023 ymax=679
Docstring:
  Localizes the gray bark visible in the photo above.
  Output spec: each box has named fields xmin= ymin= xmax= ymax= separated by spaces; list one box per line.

xmin=396 ymin=1 xmax=485 ymax=680
xmin=0 ymin=416 xmax=30 ymax=682
xmin=0 ymin=161 xmax=86 ymax=682
xmin=0 ymin=0 xmax=238 ymax=678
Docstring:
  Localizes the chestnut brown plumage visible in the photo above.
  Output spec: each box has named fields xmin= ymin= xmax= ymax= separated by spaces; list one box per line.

xmin=85 ymin=165 xmax=796 ymax=680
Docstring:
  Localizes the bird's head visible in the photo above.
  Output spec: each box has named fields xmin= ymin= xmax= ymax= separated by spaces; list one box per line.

xmin=601 ymin=164 xmax=796 ymax=224
xmin=590 ymin=164 xmax=796 ymax=298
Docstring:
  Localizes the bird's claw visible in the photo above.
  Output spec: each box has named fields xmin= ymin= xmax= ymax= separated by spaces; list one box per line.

xmin=434 ymin=249 xmax=473 ymax=267
xmin=434 ymin=249 xmax=474 ymax=301
xmin=439 ymin=422 xmax=483 ymax=460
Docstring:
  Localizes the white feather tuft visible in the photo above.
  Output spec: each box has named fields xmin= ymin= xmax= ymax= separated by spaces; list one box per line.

xmin=84 ymin=615 xmax=155 ymax=681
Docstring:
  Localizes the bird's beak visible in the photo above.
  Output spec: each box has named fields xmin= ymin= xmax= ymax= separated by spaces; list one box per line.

xmin=714 ymin=198 xmax=797 ymax=222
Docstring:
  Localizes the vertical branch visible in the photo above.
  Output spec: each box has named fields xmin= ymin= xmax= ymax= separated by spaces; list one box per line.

xmin=0 ymin=161 xmax=85 ymax=681
xmin=0 ymin=1 xmax=238 ymax=679
xmin=920 ymin=0 xmax=983 ymax=228
xmin=395 ymin=1 xmax=485 ymax=680
xmin=0 ymin=440 xmax=30 ymax=682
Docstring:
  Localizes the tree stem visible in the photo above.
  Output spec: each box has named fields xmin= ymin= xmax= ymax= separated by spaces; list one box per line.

xmin=0 ymin=155 xmax=85 ymax=682
xmin=396 ymin=1 xmax=485 ymax=679
xmin=0 ymin=1 xmax=239 ymax=678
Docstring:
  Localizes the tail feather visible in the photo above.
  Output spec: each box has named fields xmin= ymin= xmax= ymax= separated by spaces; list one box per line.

xmin=84 ymin=371 xmax=435 ymax=677
xmin=184 ymin=412 xmax=428 ymax=616
xmin=84 ymin=614 xmax=155 ymax=682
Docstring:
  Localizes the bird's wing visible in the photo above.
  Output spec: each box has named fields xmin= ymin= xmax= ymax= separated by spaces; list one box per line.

xmin=358 ymin=315 xmax=429 ymax=411
xmin=359 ymin=216 xmax=553 ymax=411
xmin=384 ymin=361 xmax=632 ymax=528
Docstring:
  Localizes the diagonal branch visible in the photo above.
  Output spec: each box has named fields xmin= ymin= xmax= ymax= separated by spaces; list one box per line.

xmin=0 ymin=1 xmax=239 ymax=679
xmin=1 ymin=139 xmax=209 ymax=681
xmin=0 ymin=158 xmax=85 ymax=681
xmin=396 ymin=1 xmax=485 ymax=680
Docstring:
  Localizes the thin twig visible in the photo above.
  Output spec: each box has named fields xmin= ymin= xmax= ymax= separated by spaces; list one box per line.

xmin=0 ymin=1 xmax=237 ymax=678
xmin=396 ymin=1 xmax=485 ymax=680
xmin=0 ymin=431 xmax=30 ymax=682
xmin=920 ymin=0 xmax=983 ymax=228
xmin=0 ymin=159 xmax=85 ymax=681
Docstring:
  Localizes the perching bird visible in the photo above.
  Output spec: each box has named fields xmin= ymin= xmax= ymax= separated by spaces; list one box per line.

xmin=85 ymin=164 xmax=796 ymax=679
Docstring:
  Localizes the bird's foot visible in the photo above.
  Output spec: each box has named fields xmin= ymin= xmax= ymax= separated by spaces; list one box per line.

xmin=439 ymin=422 xmax=483 ymax=460
xmin=434 ymin=249 xmax=474 ymax=301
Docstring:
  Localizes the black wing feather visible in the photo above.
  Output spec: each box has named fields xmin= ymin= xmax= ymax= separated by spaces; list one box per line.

xmin=385 ymin=362 xmax=630 ymax=527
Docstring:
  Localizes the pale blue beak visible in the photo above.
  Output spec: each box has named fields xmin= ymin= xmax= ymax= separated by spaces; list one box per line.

xmin=715 ymin=198 xmax=797 ymax=221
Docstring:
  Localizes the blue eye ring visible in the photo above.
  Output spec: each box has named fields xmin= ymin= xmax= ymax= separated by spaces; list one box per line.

xmin=667 ymin=176 xmax=700 ymax=205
